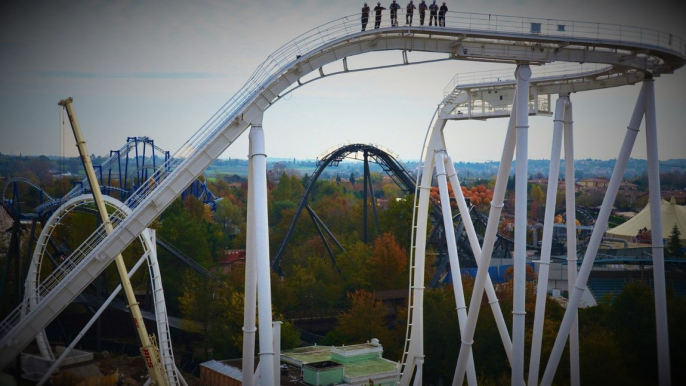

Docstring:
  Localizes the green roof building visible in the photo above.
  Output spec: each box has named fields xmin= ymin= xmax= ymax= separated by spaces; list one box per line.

xmin=281 ymin=339 xmax=399 ymax=386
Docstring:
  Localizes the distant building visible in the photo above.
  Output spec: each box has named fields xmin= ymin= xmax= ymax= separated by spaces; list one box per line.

xmin=578 ymin=177 xmax=610 ymax=190
xmin=218 ymin=250 xmax=246 ymax=273
xmin=662 ymin=191 xmax=686 ymax=205
xmin=526 ymin=178 xmax=580 ymax=193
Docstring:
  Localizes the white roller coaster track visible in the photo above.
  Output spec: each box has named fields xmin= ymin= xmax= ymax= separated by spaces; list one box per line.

xmin=0 ymin=9 xmax=683 ymax=384
xmin=24 ymin=195 xmax=182 ymax=385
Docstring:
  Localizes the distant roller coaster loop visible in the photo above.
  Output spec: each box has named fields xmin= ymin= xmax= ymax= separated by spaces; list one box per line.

xmin=271 ymin=143 xmax=416 ymax=274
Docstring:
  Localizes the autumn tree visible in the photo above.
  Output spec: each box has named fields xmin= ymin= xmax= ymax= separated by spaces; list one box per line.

xmin=368 ymin=233 xmax=408 ymax=290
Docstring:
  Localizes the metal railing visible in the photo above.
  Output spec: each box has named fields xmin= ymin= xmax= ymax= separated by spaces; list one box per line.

xmin=443 ymin=63 xmax=612 ymax=96
xmin=3 ymin=9 xmax=684 ymax=342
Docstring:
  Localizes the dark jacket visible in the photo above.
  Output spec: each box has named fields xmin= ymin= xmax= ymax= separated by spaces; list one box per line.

xmin=407 ymin=3 xmax=416 ymax=13
xmin=439 ymin=4 xmax=447 ymax=15
xmin=362 ymin=5 xmax=370 ymax=16
xmin=429 ymin=3 xmax=438 ymax=14
xmin=374 ymin=5 xmax=386 ymax=15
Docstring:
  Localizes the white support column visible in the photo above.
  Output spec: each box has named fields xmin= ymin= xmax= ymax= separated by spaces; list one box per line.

xmin=248 ymin=120 xmax=276 ymax=386
xmin=528 ymin=95 xmax=566 ymax=386
xmin=512 ymin=63 xmax=531 ymax=386
xmin=453 ymin=89 xmax=519 ymax=385
xmin=564 ymin=97 xmax=580 ymax=386
xmin=273 ymin=321 xmax=283 ymax=383
xmin=243 ymin=127 xmax=258 ymax=386
xmin=445 ymin=157 xmax=515 ymax=368
xmin=644 ymin=76 xmax=671 ymax=386
xmin=540 ymin=81 xmax=649 ymax=386
xmin=434 ymin=152 xmax=478 ymax=386
xmin=399 ymin=112 xmax=445 ymax=386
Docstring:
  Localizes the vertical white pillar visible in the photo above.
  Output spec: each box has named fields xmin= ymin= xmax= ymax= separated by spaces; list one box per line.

xmin=248 ymin=121 xmax=276 ymax=386
xmin=528 ymin=95 xmax=565 ymax=386
xmin=273 ymin=321 xmax=283 ymax=384
xmin=540 ymin=81 xmax=649 ymax=386
xmin=243 ymin=127 xmax=258 ymax=386
xmin=564 ymin=98 xmax=580 ymax=386
xmin=434 ymin=152 xmax=478 ymax=386
xmin=454 ymin=92 xmax=519 ymax=385
xmin=512 ymin=63 xmax=531 ymax=386
xmin=644 ymin=76 xmax=671 ymax=386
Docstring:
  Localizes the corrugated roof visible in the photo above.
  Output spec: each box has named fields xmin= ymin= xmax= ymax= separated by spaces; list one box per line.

xmin=200 ymin=360 xmax=243 ymax=381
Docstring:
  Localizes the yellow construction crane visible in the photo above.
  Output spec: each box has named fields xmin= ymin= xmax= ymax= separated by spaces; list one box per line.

xmin=59 ymin=97 xmax=169 ymax=386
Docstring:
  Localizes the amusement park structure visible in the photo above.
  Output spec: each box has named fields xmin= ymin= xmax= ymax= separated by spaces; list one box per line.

xmin=1 ymin=9 xmax=684 ymax=386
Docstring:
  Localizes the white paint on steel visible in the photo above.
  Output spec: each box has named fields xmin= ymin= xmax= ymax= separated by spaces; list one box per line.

xmin=540 ymin=80 xmax=649 ymax=386
xmin=453 ymin=92 xmax=519 ymax=386
xmin=434 ymin=152 xmax=477 ymax=386
xmin=25 ymin=194 xmax=131 ymax=359
xmin=512 ymin=64 xmax=532 ymax=386
xmin=242 ymin=133 xmax=258 ymax=386
xmin=147 ymin=229 xmax=180 ymax=385
xmin=26 ymin=195 xmax=181 ymax=385
xmin=528 ymin=96 xmax=566 ymax=386
xmin=399 ymin=109 xmax=442 ymax=386
xmin=644 ymin=78 xmax=671 ymax=386
xmin=563 ymin=98 xmax=581 ymax=386
xmin=248 ymin=122 xmax=275 ymax=386
xmin=444 ymin=157 xmax=516 ymax=373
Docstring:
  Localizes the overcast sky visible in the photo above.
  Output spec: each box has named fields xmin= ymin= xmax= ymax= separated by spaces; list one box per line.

xmin=1 ymin=0 xmax=685 ymax=163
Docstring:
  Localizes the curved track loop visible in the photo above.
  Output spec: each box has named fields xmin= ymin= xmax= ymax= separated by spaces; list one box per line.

xmin=271 ymin=143 xmax=415 ymax=273
xmin=1 ymin=177 xmax=54 ymax=211
xmin=25 ymin=194 xmax=180 ymax=385
xmin=25 ymin=195 xmax=131 ymax=360
xmin=1 ymin=10 xmax=684 ymax=372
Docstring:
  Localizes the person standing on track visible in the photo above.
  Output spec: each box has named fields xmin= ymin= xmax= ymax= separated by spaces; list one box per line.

xmin=418 ymin=0 xmax=427 ymax=26
xmin=361 ymin=2 xmax=370 ymax=31
xmin=374 ymin=2 xmax=386 ymax=29
xmin=406 ymin=1 xmax=416 ymax=26
xmin=429 ymin=0 xmax=438 ymax=26
xmin=389 ymin=0 xmax=401 ymax=27
xmin=439 ymin=1 xmax=448 ymax=27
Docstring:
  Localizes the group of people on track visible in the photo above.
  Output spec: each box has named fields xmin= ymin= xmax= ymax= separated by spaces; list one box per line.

xmin=361 ymin=0 xmax=448 ymax=31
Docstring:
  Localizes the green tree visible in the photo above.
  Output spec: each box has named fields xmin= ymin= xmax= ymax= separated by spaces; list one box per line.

xmin=214 ymin=198 xmax=244 ymax=238
xmin=666 ymin=225 xmax=684 ymax=258
xmin=327 ymin=290 xmax=393 ymax=350
xmin=530 ymin=184 xmax=545 ymax=206
xmin=379 ymin=195 xmax=415 ymax=251
xmin=179 ymin=270 xmax=245 ymax=360
xmin=272 ymin=172 xmax=293 ymax=201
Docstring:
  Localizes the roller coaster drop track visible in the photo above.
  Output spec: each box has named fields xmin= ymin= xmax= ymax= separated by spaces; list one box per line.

xmin=1 ymin=10 xmax=683 ymax=386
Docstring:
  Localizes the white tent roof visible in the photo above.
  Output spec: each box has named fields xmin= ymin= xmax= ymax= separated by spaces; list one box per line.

xmin=607 ymin=196 xmax=686 ymax=241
